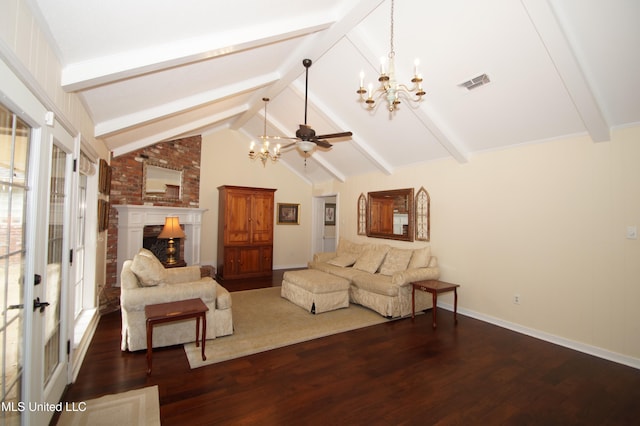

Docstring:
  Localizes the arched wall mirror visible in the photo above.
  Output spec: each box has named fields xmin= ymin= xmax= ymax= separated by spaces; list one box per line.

xmin=415 ymin=186 xmax=430 ymax=241
xmin=367 ymin=188 xmax=414 ymax=241
xmin=357 ymin=193 xmax=367 ymax=235
xmin=143 ymin=162 xmax=183 ymax=201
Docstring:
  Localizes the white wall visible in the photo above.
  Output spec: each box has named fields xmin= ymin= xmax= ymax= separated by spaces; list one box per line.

xmin=1 ymin=0 xmax=110 ymax=287
xmin=0 ymin=0 xmax=107 ymax=157
xmin=199 ymin=129 xmax=313 ymax=269
xmin=321 ymin=127 xmax=640 ymax=365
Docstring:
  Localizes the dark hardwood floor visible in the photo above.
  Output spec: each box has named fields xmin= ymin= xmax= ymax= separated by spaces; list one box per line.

xmin=56 ymin=271 xmax=640 ymax=425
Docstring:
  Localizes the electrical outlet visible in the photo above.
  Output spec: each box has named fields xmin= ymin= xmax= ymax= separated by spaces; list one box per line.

xmin=513 ymin=294 xmax=521 ymax=305
xmin=626 ymin=226 xmax=637 ymax=240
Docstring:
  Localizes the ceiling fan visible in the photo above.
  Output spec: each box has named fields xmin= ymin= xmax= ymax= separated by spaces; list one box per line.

xmin=279 ymin=59 xmax=353 ymax=154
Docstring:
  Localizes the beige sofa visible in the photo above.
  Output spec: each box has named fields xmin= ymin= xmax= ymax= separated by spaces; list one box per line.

xmin=120 ymin=248 xmax=233 ymax=351
xmin=308 ymin=239 xmax=440 ymax=318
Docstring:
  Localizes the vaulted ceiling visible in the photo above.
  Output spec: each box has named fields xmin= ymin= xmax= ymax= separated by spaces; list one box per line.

xmin=31 ymin=0 xmax=640 ymax=184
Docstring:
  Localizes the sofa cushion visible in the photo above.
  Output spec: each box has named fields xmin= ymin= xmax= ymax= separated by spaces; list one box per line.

xmin=336 ymin=238 xmax=366 ymax=257
xmin=309 ymin=261 xmax=363 ymax=282
xmin=353 ymin=244 xmax=390 ymax=274
xmin=328 ymin=254 xmax=358 ymax=267
xmin=351 ymin=273 xmax=399 ymax=297
xmin=130 ymin=248 xmax=166 ymax=286
xmin=379 ymin=248 xmax=413 ymax=276
xmin=408 ymin=246 xmax=432 ymax=269
xmin=283 ymin=269 xmax=350 ymax=293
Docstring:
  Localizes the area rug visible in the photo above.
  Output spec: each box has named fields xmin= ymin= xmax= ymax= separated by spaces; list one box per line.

xmin=57 ymin=386 xmax=160 ymax=426
xmin=184 ymin=286 xmax=389 ymax=368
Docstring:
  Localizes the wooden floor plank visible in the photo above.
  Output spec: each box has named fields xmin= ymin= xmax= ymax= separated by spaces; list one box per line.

xmin=55 ymin=271 xmax=640 ymax=425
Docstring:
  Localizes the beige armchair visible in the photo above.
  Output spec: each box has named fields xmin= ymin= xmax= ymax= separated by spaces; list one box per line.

xmin=120 ymin=248 xmax=233 ymax=351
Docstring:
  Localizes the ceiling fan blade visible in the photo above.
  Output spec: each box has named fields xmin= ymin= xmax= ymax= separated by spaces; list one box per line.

xmin=280 ymin=142 xmax=297 ymax=150
xmin=314 ymin=140 xmax=333 ymax=149
xmin=315 ymin=131 xmax=353 ymax=139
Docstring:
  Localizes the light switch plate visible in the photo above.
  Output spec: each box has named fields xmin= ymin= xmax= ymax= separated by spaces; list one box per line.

xmin=626 ymin=226 xmax=637 ymax=240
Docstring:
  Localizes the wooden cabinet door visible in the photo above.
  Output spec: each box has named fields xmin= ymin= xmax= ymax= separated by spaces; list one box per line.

xmin=260 ymin=246 xmax=273 ymax=273
xmin=223 ymin=247 xmax=238 ymax=276
xmin=251 ymin=191 xmax=274 ymax=244
xmin=225 ymin=191 xmax=251 ymax=244
xmin=237 ymin=247 xmax=261 ymax=275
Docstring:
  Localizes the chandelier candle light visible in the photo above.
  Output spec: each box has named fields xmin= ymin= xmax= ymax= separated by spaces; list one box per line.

xmin=249 ymin=98 xmax=281 ymax=166
xmin=357 ymin=0 xmax=425 ymax=111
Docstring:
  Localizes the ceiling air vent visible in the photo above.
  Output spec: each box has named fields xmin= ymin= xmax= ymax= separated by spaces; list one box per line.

xmin=459 ymin=74 xmax=490 ymax=90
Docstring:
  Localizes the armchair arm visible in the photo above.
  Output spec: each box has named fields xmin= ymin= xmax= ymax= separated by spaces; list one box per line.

xmin=122 ymin=278 xmax=217 ymax=312
xmin=164 ymin=265 xmax=202 ymax=284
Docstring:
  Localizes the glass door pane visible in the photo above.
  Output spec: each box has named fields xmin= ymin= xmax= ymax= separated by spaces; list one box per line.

xmin=74 ymin=175 xmax=87 ymax=318
xmin=43 ymin=144 xmax=66 ymax=386
xmin=0 ymin=103 xmax=30 ymax=426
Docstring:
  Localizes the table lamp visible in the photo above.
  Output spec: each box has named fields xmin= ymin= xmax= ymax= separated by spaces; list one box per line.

xmin=157 ymin=216 xmax=185 ymax=265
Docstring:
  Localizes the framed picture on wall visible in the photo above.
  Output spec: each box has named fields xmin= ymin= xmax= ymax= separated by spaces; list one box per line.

xmin=277 ymin=203 xmax=300 ymax=225
xmin=98 ymin=199 xmax=110 ymax=232
xmin=98 ymin=159 xmax=111 ymax=194
xmin=324 ymin=203 xmax=336 ymax=226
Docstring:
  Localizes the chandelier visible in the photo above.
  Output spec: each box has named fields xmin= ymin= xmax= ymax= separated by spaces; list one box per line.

xmin=356 ymin=0 xmax=425 ymax=112
xmin=248 ymin=98 xmax=281 ymax=166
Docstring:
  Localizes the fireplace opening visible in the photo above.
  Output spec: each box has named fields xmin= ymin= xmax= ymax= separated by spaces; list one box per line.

xmin=143 ymin=224 xmax=185 ymax=266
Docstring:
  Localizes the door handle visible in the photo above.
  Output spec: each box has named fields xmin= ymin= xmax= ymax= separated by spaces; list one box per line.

xmin=33 ymin=297 xmax=50 ymax=313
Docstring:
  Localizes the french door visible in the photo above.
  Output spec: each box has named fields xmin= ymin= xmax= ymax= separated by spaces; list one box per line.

xmin=0 ymin=103 xmax=30 ymax=426
xmin=40 ymin=137 xmax=72 ymax=411
xmin=1 ymin=58 xmax=73 ymax=424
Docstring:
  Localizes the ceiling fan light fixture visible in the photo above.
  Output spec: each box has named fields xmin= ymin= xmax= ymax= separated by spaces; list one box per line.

xmin=254 ymin=59 xmax=352 ymax=167
xmin=296 ymin=141 xmax=316 ymax=153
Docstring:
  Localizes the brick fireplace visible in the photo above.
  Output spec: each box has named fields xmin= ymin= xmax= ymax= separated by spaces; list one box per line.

xmin=103 ymin=135 xmax=202 ymax=312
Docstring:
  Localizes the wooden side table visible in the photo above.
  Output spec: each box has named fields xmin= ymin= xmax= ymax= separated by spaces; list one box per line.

xmin=412 ymin=280 xmax=460 ymax=328
xmin=144 ymin=298 xmax=208 ymax=374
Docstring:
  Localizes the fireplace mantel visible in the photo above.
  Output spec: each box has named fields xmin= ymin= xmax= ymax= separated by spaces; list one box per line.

xmin=113 ymin=205 xmax=207 ymax=286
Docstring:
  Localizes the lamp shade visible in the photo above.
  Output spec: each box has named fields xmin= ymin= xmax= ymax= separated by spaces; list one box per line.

xmin=157 ymin=216 xmax=185 ymax=239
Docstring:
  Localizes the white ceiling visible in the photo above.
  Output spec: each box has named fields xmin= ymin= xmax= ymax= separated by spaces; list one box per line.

xmin=30 ymin=0 xmax=640 ymax=184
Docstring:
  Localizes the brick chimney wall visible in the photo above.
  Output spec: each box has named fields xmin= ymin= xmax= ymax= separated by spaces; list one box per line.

xmin=101 ymin=136 xmax=201 ymax=313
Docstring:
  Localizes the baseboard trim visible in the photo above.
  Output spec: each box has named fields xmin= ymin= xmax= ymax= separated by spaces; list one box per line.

xmin=437 ymin=302 xmax=640 ymax=370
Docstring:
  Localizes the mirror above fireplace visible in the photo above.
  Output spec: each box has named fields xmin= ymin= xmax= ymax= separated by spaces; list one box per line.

xmin=143 ymin=162 xmax=183 ymax=201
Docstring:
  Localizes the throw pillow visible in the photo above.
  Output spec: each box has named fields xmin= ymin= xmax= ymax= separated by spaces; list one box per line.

xmin=407 ymin=246 xmax=431 ymax=269
xmin=379 ymin=248 xmax=413 ymax=276
xmin=130 ymin=249 xmax=166 ymax=286
xmin=353 ymin=244 xmax=390 ymax=274
xmin=336 ymin=238 xmax=365 ymax=257
xmin=328 ymin=254 xmax=358 ymax=267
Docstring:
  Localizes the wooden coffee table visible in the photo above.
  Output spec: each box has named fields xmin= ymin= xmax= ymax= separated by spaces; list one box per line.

xmin=412 ymin=280 xmax=460 ymax=328
xmin=145 ymin=298 xmax=208 ymax=374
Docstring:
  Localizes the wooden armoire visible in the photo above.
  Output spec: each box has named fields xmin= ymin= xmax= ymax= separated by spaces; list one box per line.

xmin=217 ymin=185 xmax=276 ymax=280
